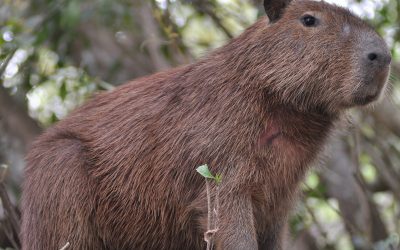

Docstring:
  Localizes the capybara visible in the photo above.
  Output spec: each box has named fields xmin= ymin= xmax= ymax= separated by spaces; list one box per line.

xmin=21 ymin=0 xmax=391 ymax=249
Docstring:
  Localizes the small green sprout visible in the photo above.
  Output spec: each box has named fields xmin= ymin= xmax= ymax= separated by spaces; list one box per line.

xmin=196 ymin=164 xmax=222 ymax=184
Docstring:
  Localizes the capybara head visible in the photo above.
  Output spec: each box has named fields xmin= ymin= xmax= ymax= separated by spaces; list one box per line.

xmin=237 ymin=0 xmax=391 ymax=114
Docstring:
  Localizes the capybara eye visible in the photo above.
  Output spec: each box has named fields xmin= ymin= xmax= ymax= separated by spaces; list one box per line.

xmin=301 ymin=14 xmax=318 ymax=27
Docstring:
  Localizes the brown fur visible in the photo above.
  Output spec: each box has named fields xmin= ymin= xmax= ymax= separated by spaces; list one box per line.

xmin=21 ymin=1 xmax=390 ymax=249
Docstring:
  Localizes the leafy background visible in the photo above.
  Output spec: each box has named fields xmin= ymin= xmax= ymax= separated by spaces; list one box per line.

xmin=1 ymin=0 xmax=400 ymax=249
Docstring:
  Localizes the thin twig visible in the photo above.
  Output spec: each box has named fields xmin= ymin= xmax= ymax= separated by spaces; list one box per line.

xmin=303 ymin=201 xmax=330 ymax=245
xmin=0 ymin=48 xmax=17 ymax=80
xmin=59 ymin=242 xmax=70 ymax=250
xmin=214 ymin=185 xmax=220 ymax=231
xmin=203 ymin=177 xmax=220 ymax=250
xmin=303 ymin=183 xmax=366 ymax=237
xmin=0 ymin=164 xmax=21 ymax=249
xmin=192 ymin=1 xmax=234 ymax=39
xmin=0 ymin=183 xmax=20 ymax=233
xmin=0 ymin=220 xmax=19 ymax=250
xmin=0 ymin=165 xmax=20 ymax=233
xmin=205 ymin=179 xmax=213 ymax=250
xmin=363 ymin=135 xmax=400 ymax=201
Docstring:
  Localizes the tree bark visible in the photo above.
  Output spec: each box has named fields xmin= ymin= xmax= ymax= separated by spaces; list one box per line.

xmin=321 ymin=136 xmax=388 ymax=250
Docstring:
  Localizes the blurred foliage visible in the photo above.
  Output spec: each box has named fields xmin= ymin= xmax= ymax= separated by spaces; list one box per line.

xmin=1 ymin=0 xmax=400 ymax=249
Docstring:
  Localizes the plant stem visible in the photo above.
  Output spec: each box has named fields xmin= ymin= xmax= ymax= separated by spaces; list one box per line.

xmin=205 ymin=179 xmax=212 ymax=250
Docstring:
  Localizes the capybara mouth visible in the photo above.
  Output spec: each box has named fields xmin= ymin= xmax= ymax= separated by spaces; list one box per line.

xmin=353 ymin=77 xmax=388 ymax=106
xmin=353 ymin=65 xmax=390 ymax=106
xmin=353 ymin=92 xmax=380 ymax=106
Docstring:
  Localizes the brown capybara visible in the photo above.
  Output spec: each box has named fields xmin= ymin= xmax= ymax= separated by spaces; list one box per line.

xmin=21 ymin=0 xmax=391 ymax=249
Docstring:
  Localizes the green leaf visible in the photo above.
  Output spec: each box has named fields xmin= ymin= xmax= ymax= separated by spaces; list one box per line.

xmin=196 ymin=164 xmax=215 ymax=179
xmin=215 ymin=174 xmax=222 ymax=184
xmin=60 ymin=81 xmax=67 ymax=100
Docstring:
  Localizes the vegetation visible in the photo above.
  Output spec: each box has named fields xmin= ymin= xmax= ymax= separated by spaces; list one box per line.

xmin=197 ymin=164 xmax=222 ymax=250
xmin=1 ymin=0 xmax=400 ymax=249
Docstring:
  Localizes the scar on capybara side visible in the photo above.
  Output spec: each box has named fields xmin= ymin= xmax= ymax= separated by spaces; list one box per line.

xmin=21 ymin=0 xmax=391 ymax=249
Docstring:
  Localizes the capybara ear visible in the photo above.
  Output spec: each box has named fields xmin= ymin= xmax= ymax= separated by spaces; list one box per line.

xmin=264 ymin=0 xmax=291 ymax=22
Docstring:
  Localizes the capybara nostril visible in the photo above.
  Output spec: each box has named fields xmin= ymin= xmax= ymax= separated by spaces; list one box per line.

xmin=367 ymin=52 xmax=378 ymax=61
xmin=366 ymin=51 xmax=391 ymax=66
xmin=366 ymin=52 xmax=392 ymax=68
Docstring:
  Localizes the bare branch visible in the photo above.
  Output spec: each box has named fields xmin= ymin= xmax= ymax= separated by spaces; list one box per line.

xmin=191 ymin=0 xmax=234 ymax=39
xmin=0 ymin=165 xmax=20 ymax=249
xmin=137 ymin=1 xmax=171 ymax=71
